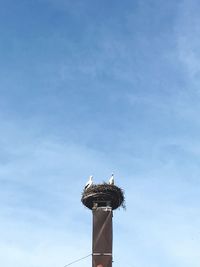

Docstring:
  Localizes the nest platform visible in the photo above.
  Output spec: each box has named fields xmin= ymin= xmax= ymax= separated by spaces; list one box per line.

xmin=81 ymin=183 xmax=125 ymax=210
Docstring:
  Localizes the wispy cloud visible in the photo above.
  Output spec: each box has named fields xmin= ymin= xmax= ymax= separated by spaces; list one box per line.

xmin=176 ymin=0 xmax=200 ymax=88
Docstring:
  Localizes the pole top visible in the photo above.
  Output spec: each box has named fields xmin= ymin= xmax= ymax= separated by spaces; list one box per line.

xmin=81 ymin=183 xmax=125 ymax=210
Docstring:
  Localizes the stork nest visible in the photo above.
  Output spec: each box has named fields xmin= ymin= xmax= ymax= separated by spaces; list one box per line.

xmin=81 ymin=183 xmax=126 ymax=210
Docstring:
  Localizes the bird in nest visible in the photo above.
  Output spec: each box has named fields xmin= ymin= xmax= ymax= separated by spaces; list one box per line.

xmin=108 ymin=173 xmax=114 ymax=185
xmin=85 ymin=175 xmax=93 ymax=190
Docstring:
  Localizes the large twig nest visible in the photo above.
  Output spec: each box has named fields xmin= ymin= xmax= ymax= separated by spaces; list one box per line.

xmin=81 ymin=183 xmax=125 ymax=210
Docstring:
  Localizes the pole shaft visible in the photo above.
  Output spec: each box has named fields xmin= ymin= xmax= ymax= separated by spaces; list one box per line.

xmin=92 ymin=207 xmax=113 ymax=267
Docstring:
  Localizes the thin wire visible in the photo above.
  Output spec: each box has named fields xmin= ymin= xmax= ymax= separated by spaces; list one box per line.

xmin=63 ymin=253 xmax=92 ymax=267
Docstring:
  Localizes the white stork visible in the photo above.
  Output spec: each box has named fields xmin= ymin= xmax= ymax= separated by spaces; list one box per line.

xmin=85 ymin=175 xmax=93 ymax=190
xmin=108 ymin=173 xmax=114 ymax=185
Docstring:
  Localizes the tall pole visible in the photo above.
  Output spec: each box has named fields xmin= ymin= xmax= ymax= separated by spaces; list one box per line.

xmin=92 ymin=206 xmax=113 ymax=267
xmin=81 ymin=183 xmax=125 ymax=267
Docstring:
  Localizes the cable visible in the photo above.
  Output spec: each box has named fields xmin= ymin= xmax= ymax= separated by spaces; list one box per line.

xmin=63 ymin=253 xmax=92 ymax=267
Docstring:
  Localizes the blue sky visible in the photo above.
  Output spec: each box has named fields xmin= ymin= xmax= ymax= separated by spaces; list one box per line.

xmin=0 ymin=0 xmax=200 ymax=266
